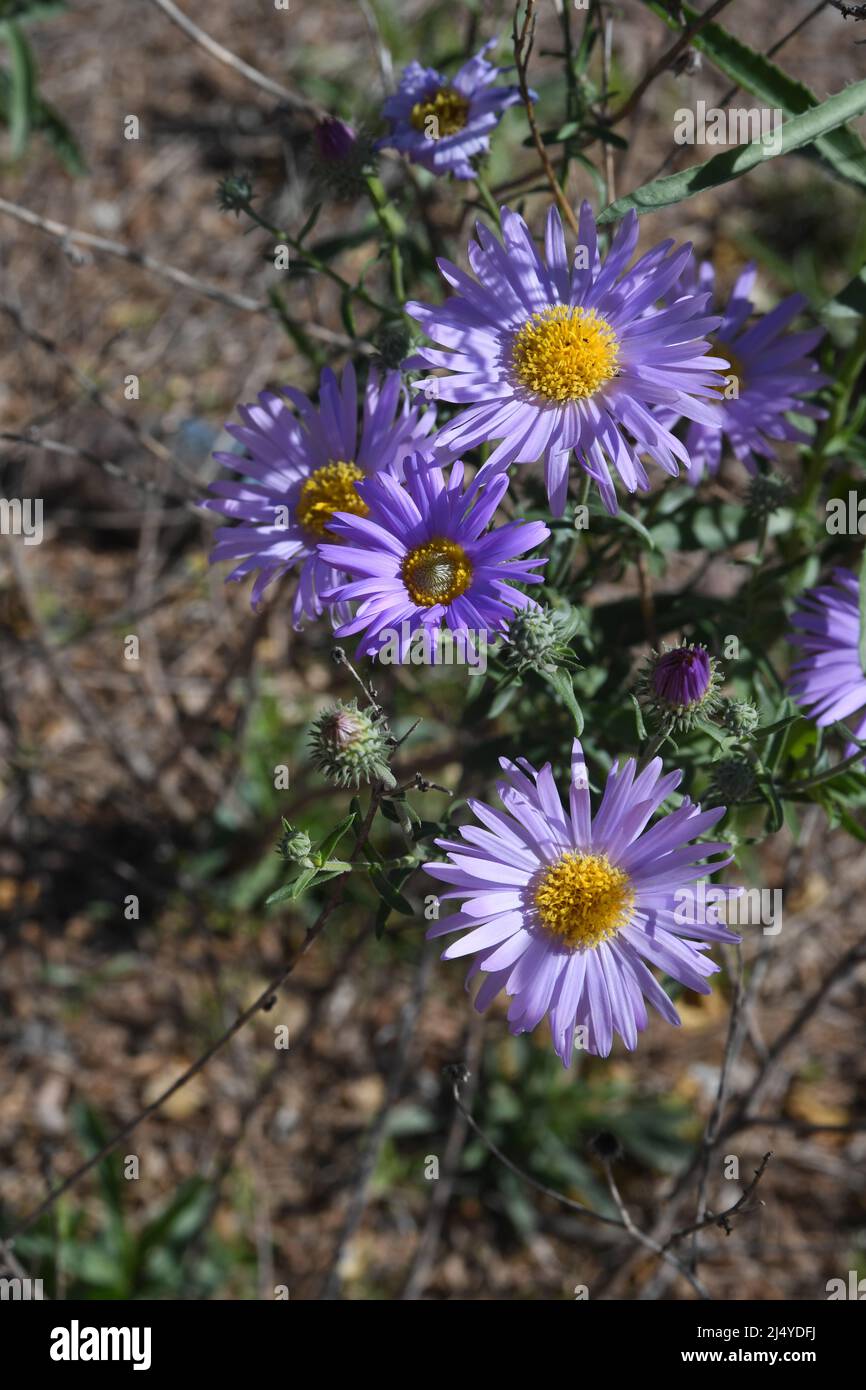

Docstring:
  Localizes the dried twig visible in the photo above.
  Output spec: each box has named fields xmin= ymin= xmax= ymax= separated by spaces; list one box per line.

xmin=148 ymin=0 xmax=328 ymax=116
xmin=601 ymin=1154 xmax=711 ymax=1299
xmin=605 ymin=0 xmax=737 ymax=127
xmin=665 ymin=1152 xmax=773 ymax=1246
xmin=401 ymin=1015 xmax=484 ymax=1301
xmin=513 ymin=1 xmax=581 ymax=235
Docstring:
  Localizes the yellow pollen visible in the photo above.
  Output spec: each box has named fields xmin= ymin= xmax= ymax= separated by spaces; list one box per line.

xmin=295 ymin=460 xmax=368 ymax=539
xmin=410 ymin=86 xmax=470 ymax=136
xmin=709 ymin=338 xmax=746 ymax=394
xmin=511 ymin=305 xmax=620 ymax=403
xmin=401 ymin=537 xmax=472 ymax=607
xmin=534 ymin=851 xmax=634 ymax=950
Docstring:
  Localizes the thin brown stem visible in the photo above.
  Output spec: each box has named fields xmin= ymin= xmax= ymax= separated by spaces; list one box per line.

xmin=513 ymin=1 xmax=581 ymax=236
xmin=148 ymin=0 xmax=327 ymax=116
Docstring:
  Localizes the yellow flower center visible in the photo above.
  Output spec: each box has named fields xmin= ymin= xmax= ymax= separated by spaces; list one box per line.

xmin=295 ymin=460 xmax=368 ymax=540
xmin=709 ymin=338 xmax=746 ymax=394
xmin=534 ymin=851 xmax=635 ymax=950
xmin=401 ymin=537 xmax=473 ymax=607
xmin=511 ymin=305 xmax=620 ymax=403
xmin=410 ymin=86 xmax=471 ymax=136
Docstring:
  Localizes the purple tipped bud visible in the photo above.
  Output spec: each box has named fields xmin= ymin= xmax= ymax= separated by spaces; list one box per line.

xmin=652 ymin=645 xmax=712 ymax=707
xmin=313 ymin=116 xmax=357 ymax=163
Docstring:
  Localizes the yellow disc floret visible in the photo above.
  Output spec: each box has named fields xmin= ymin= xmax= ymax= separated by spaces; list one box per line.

xmin=401 ymin=537 xmax=473 ymax=607
xmin=512 ymin=305 xmax=620 ymax=403
xmin=410 ymin=87 xmax=471 ymax=136
xmin=534 ymin=851 xmax=634 ymax=950
xmin=295 ymin=461 xmax=368 ymax=539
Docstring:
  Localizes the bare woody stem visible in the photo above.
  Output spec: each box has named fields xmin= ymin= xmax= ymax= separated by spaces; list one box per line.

xmin=604 ymin=0 xmax=738 ymax=127
xmin=513 ymin=1 xmax=581 ymax=236
xmin=148 ymin=0 xmax=328 ymax=117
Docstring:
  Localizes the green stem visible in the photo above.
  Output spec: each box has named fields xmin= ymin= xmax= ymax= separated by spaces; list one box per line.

xmin=777 ymin=745 xmax=866 ymax=796
xmin=799 ymin=316 xmax=866 ymax=515
xmin=241 ymin=199 xmax=389 ymax=315
xmin=364 ymin=173 xmax=407 ymax=305
xmin=472 ymin=170 xmax=501 ymax=223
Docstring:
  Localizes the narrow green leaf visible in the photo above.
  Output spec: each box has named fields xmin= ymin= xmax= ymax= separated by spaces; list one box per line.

xmin=5 ymin=20 xmax=35 ymax=157
xmin=630 ymin=692 xmax=648 ymax=742
xmin=829 ymin=266 xmax=866 ymax=318
xmin=315 ymin=811 xmax=356 ymax=864
xmin=369 ymin=865 xmax=414 ymax=915
xmin=266 ymin=866 xmax=317 ymax=905
xmin=296 ymin=201 xmax=323 ymax=246
xmin=544 ymin=668 xmax=585 ymax=735
xmin=753 ymin=711 xmax=801 ymax=743
xmin=599 ymin=78 xmax=866 ymax=222
xmin=614 ymin=509 xmax=656 ymax=550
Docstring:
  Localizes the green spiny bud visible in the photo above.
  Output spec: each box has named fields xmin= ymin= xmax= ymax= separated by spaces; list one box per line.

xmin=708 ymin=754 xmax=757 ymax=805
xmin=217 ymin=173 xmax=254 ymax=215
xmin=373 ymin=319 xmax=414 ymax=370
xmin=309 ymin=699 xmax=396 ymax=790
xmin=503 ymin=606 xmax=572 ymax=674
xmin=747 ymin=472 xmax=790 ymax=519
xmin=718 ymin=697 xmax=760 ymax=739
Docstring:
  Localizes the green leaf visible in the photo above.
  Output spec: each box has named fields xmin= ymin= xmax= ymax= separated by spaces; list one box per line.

xmin=315 ymin=811 xmax=356 ymax=864
xmin=599 ymin=78 xmax=866 ymax=223
xmin=643 ymin=0 xmax=866 ymax=191
xmin=544 ymin=667 xmax=584 ymax=735
xmin=753 ymin=711 xmax=802 ymax=743
xmin=369 ymin=865 xmax=414 ymax=915
xmin=630 ymin=692 xmax=648 ymax=742
xmin=613 ymin=508 xmax=656 ymax=550
xmin=33 ymin=94 xmax=85 ymax=173
xmin=339 ymin=288 xmax=357 ymax=339
xmin=266 ymin=866 xmax=317 ymax=905
xmin=760 ymin=775 xmax=784 ymax=835
xmin=828 ymin=266 xmax=866 ymax=318
xmin=4 ymin=20 xmax=34 ymax=157
xmin=0 ymin=1 xmax=67 ymax=21
xmin=296 ymin=201 xmax=323 ymax=246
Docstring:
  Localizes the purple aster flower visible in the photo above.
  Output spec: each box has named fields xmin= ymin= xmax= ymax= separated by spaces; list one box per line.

xmin=203 ymin=364 xmax=434 ymax=624
xmin=788 ymin=567 xmax=866 ymax=753
xmin=376 ymin=38 xmax=525 ymax=180
xmin=318 ymin=456 xmax=549 ymax=660
xmin=405 ymin=202 xmax=728 ymax=514
xmin=659 ymin=260 xmax=828 ymax=482
xmin=425 ymin=740 xmax=740 ymax=1063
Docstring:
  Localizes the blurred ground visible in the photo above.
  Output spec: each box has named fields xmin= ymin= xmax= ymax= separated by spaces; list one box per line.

xmin=1 ymin=0 xmax=865 ymax=1300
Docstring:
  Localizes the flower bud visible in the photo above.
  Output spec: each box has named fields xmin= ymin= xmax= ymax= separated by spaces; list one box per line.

xmin=708 ymin=754 xmax=757 ymax=805
xmin=309 ymin=699 xmax=395 ymax=789
xmin=637 ymin=642 xmax=722 ymax=731
xmin=312 ymin=117 xmax=357 ymax=163
xmin=718 ymin=697 xmax=760 ymax=739
xmin=216 ymin=173 xmax=254 ymax=215
xmin=277 ymin=821 xmax=313 ymax=864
